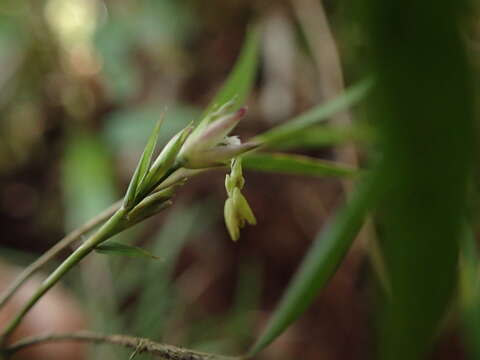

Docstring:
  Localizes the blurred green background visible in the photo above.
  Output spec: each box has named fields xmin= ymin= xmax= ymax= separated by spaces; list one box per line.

xmin=0 ymin=1 xmax=477 ymax=359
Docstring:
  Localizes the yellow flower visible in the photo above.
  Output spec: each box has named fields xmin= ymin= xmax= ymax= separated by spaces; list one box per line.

xmin=224 ymin=158 xmax=256 ymax=241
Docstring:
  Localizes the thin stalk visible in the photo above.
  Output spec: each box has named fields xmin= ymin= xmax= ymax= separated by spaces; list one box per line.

xmin=0 ymin=200 xmax=121 ymax=310
xmin=0 ymin=208 xmax=128 ymax=343
xmin=3 ymin=331 xmax=239 ymax=360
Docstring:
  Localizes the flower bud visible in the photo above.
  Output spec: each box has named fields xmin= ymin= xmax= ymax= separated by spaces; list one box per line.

xmin=137 ymin=125 xmax=192 ymax=197
xmin=230 ymin=158 xmax=245 ymax=189
xmin=223 ymin=158 xmax=256 ymax=241
xmin=179 ymin=107 xmax=255 ymax=169
xmin=196 ymin=107 xmax=247 ymax=150
xmin=186 ymin=141 xmax=258 ymax=169
xmin=201 ymin=98 xmax=237 ymax=126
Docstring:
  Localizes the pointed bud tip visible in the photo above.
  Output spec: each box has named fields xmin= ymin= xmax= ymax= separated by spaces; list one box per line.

xmin=236 ymin=106 xmax=248 ymax=119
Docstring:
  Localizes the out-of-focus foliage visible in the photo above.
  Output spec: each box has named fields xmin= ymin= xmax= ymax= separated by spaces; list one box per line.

xmin=243 ymin=152 xmax=356 ymax=178
xmin=356 ymin=1 xmax=475 ymax=360
xmin=2 ymin=1 xmax=479 ymax=360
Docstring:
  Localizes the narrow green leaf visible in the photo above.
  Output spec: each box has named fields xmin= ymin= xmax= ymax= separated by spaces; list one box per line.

xmin=358 ymin=1 xmax=474 ymax=358
xmin=243 ymin=152 xmax=357 ymax=178
xmin=253 ymin=78 xmax=373 ymax=147
xmin=199 ymin=24 xmax=260 ymax=125
xmin=247 ymin=170 xmax=382 ymax=357
xmin=138 ymin=124 xmax=192 ymax=197
xmin=96 ymin=242 xmax=160 ymax=260
xmin=123 ymin=117 xmax=163 ymax=209
xmin=271 ymin=126 xmax=366 ymax=151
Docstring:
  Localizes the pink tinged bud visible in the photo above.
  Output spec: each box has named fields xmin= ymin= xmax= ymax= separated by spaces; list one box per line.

xmin=181 ymin=107 xmax=248 ymax=158
xmin=185 ymin=141 xmax=259 ymax=169
xmin=204 ymin=98 xmax=238 ymax=124
xmin=204 ymin=141 xmax=258 ymax=163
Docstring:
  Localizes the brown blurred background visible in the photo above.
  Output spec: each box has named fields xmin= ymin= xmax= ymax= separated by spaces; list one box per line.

xmin=0 ymin=1 xmax=467 ymax=359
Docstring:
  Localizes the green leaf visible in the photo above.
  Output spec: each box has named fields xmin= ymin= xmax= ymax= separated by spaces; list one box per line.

xmin=247 ymin=170 xmax=383 ymax=357
xmin=96 ymin=242 xmax=160 ymax=260
xmin=358 ymin=1 xmax=474 ymax=358
xmin=199 ymin=24 xmax=260 ymax=125
xmin=271 ymin=126 xmax=365 ymax=150
xmin=123 ymin=117 xmax=163 ymax=209
xmin=242 ymin=152 xmax=357 ymax=178
xmin=254 ymin=78 xmax=373 ymax=147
